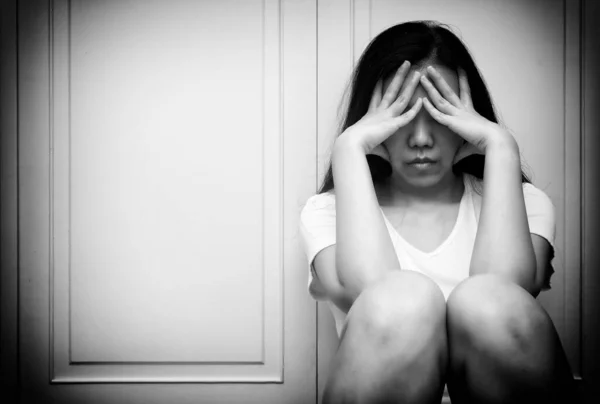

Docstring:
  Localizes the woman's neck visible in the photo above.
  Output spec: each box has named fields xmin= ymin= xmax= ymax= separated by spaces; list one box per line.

xmin=377 ymin=173 xmax=465 ymax=211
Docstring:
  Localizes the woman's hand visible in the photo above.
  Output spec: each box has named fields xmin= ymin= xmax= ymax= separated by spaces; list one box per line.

xmin=419 ymin=65 xmax=516 ymax=162
xmin=337 ymin=60 xmax=423 ymax=157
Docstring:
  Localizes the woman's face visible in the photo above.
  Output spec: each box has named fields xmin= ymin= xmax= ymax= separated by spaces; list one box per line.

xmin=381 ymin=63 xmax=464 ymax=188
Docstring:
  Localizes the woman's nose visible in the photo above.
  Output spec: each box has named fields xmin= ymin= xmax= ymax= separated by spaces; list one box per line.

xmin=408 ymin=115 xmax=433 ymax=148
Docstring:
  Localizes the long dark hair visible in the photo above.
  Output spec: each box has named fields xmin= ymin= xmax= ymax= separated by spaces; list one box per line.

xmin=317 ymin=20 xmax=532 ymax=195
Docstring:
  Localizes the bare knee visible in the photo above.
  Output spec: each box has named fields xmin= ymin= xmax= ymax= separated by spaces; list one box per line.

xmin=446 ymin=275 xmax=576 ymax=403
xmin=347 ymin=270 xmax=447 ymax=342
xmin=325 ymin=270 xmax=449 ymax=404
xmin=447 ymin=273 xmax=550 ymax=349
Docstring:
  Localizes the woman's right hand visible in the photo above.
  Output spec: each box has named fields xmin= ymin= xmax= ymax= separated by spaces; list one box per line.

xmin=337 ymin=60 xmax=423 ymax=157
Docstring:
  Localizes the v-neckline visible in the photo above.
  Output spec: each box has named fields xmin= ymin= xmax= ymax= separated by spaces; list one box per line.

xmin=379 ymin=176 xmax=468 ymax=257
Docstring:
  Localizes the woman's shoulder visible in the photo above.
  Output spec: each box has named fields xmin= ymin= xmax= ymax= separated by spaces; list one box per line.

xmin=521 ymin=181 xmax=555 ymax=209
xmin=303 ymin=191 xmax=336 ymax=211
xmin=521 ymin=180 xmax=550 ymax=194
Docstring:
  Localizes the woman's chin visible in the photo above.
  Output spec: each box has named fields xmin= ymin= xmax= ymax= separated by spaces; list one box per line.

xmin=389 ymin=164 xmax=451 ymax=187
xmin=389 ymin=173 xmax=439 ymax=188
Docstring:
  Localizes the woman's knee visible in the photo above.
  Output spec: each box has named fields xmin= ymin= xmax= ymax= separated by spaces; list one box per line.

xmin=347 ymin=270 xmax=447 ymax=340
xmin=446 ymin=274 xmax=577 ymax=403
xmin=446 ymin=273 xmax=551 ymax=352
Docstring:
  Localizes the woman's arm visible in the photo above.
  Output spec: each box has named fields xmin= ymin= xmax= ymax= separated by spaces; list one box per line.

xmin=332 ymin=137 xmax=402 ymax=304
xmin=416 ymin=65 xmax=537 ymax=291
xmin=469 ymin=135 xmax=537 ymax=293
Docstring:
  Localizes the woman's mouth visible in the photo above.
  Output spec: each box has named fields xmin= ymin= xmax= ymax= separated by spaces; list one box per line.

xmin=407 ymin=161 xmax=436 ymax=169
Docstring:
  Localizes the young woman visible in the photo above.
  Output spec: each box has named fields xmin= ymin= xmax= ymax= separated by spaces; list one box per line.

xmin=299 ymin=21 xmax=577 ymax=404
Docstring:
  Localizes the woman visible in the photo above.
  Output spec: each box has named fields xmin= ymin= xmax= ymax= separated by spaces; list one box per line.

xmin=298 ymin=21 xmax=577 ymax=404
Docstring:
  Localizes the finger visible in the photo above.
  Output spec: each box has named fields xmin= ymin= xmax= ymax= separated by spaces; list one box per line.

xmin=380 ymin=61 xmax=411 ymax=109
xmin=420 ymin=75 xmax=458 ymax=115
xmin=368 ymin=79 xmax=383 ymax=112
xmin=426 ymin=66 xmax=462 ymax=108
xmin=389 ymin=70 xmax=421 ymax=115
xmin=393 ymin=97 xmax=423 ymax=127
xmin=458 ymin=67 xmax=473 ymax=108
xmin=422 ymin=96 xmax=448 ymax=125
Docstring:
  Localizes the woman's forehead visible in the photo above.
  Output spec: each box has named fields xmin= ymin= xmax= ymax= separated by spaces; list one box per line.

xmin=382 ymin=64 xmax=460 ymax=94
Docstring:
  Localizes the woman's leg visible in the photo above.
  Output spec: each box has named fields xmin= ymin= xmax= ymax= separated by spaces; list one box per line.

xmin=322 ymin=270 xmax=448 ymax=404
xmin=445 ymin=273 xmax=578 ymax=404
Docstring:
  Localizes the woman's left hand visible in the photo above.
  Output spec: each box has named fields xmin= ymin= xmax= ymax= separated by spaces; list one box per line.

xmin=419 ymin=65 xmax=516 ymax=162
